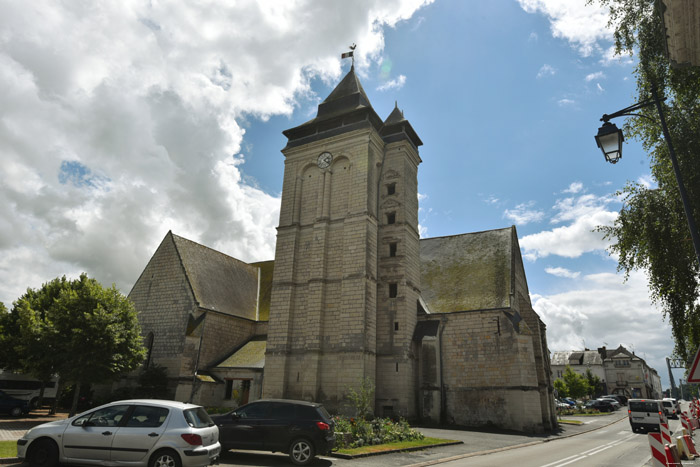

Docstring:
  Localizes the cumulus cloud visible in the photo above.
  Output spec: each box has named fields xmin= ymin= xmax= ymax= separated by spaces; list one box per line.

xmin=537 ymin=64 xmax=556 ymax=78
xmin=0 ymin=0 xmax=434 ymax=305
xmin=520 ymin=192 xmax=618 ymax=260
xmin=557 ymin=98 xmax=576 ymax=107
xmin=534 ymin=269 xmax=673 ymax=384
xmin=517 ymin=0 xmax=613 ymax=56
xmin=503 ymin=201 xmax=545 ymax=225
xmin=545 ymin=267 xmax=581 ymax=279
xmin=563 ymin=182 xmax=583 ymax=194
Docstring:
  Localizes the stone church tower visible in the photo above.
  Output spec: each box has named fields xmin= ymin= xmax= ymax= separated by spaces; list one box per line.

xmin=263 ymin=65 xmax=422 ymax=417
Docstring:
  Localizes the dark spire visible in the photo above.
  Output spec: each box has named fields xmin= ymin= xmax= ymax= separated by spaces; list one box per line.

xmin=316 ymin=65 xmax=373 ymax=118
xmin=384 ymin=101 xmax=406 ymax=125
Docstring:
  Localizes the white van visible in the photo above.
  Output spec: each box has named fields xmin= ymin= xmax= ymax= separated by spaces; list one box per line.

xmin=628 ymin=399 xmax=667 ymax=433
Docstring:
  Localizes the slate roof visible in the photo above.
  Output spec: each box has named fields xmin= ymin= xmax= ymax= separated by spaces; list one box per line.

xmin=419 ymin=227 xmax=516 ymax=313
xmin=214 ymin=336 xmax=266 ymax=369
xmin=170 ymin=233 xmax=260 ymax=320
xmin=551 ymin=350 xmax=603 ymax=366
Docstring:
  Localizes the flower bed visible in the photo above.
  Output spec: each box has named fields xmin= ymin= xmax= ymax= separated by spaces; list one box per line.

xmin=332 ymin=416 xmax=424 ymax=449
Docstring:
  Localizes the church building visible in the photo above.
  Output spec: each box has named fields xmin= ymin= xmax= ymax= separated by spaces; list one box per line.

xmin=126 ymin=66 xmax=557 ymax=432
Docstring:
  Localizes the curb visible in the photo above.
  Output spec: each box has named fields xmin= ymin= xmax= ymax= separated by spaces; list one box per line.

xmin=0 ymin=458 xmax=19 ymax=465
xmin=331 ymin=441 xmax=464 ymax=459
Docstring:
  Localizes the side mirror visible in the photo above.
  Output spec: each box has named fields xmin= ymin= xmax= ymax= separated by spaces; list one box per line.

xmin=231 ymin=412 xmax=240 ymax=420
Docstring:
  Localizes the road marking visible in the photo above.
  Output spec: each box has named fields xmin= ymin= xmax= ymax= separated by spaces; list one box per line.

xmin=542 ymin=434 xmax=637 ymax=467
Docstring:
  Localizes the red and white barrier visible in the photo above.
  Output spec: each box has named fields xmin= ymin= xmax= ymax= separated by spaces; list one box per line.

xmin=662 ymin=420 xmax=673 ymax=445
xmin=665 ymin=443 xmax=683 ymax=466
xmin=684 ymin=434 xmax=700 ymax=457
xmin=649 ymin=433 xmax=669 ymax=467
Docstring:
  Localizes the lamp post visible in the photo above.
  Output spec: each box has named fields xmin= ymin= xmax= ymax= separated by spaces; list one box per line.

xmin=595 ymin=86 xmax=700 ymax=268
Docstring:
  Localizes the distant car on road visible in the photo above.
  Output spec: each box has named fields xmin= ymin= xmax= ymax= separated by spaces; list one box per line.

xmin=598 ymin=397 xmax=621 ymax=410
xmin=662 ymin=399 xmax=679 ymax=419
xmin=211 ymin=399 xmax=335 ymax=466
xmin=602 ymin=394 xmax=627 ymax=406
xmin=16 ymin=399 xmax=220 ymax=467
xmin=629 ymin=399 xmax=667 ymax=433
xmin=0 ymin=389 xmax=29 ymax=417
xmin=585 ymin=399 xmax=615 ymax=412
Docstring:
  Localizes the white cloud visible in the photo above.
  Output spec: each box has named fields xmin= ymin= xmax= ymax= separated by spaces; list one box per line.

xmin=517 ymin=0 xmax=613 ymax=56
xmin=534 ymin=269 xmax=674 ymax=387
xmin=562 ymin=182 xmax=583 ymax=194
xmin=558 ymin=98 xmax=576 ymax=107
xmin=377 ymin=74 xmax=407 ymax=91
xmin=529 ymin=32 xmax=539 ymax=42
xmin=520 ymin=192 xmax=618 ymax=260
xmin=537 ymin=64 xmax=556 ymax=79
xmin=638 ymin=174 xmax=656 ymax=189
xmin=545 ymin=267 xmax=581 ymax=279
xmin=585 ymin=71 xmax=605 ymax=82
xmin=596 ymin=82 xmax=605 ymax=92
xmin=0 ymin=0 xmax=434 ymax=305
xmin=503 ymin=201 xmax=545 ymax=225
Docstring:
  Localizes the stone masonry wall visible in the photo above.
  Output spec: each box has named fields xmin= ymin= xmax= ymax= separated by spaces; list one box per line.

xmin=437 ymin=309 xmax=545 ymax=433
xmin=128 ymin=233 xmax=196 ymax=380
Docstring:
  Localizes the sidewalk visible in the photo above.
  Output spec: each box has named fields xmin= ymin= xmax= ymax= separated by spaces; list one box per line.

xmin=0 ymin=409 xmax=68 ymax=442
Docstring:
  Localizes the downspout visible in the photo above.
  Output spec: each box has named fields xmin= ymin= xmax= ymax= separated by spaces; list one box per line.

xmin=189 ymin=312 xmax=207 ymax=403
xmin=439 ymin=315 xmax=447 ymax=424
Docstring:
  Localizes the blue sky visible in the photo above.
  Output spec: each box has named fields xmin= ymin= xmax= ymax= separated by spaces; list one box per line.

xmin=0 ymin=0 xmax=682 ymax=389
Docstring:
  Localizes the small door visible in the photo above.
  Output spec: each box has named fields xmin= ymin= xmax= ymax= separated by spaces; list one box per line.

xmin=62 ymin=404 xmax=131 ymax=462
xmin=110 ymin=405 xmax=170 ymax=462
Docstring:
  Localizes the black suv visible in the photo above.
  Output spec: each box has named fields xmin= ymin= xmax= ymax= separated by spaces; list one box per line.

xmin=211 ymin=399 xmax=335 ymax=465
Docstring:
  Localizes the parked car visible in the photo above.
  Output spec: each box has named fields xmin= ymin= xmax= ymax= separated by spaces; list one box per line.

xmin=0 ymin=389 xmax=29 ymax=417
xmin=664 ymin=397 xmax=681 ymax=415
xmin=561 ymin=398 xmax=576 ymax=406
xmin=629 ymin=399 xmax=667 ymax=433
xmin=598 ymin=397 xmax=621 ymax=410
xmin=585 ymin=399 xmax=615 ymax=412
xmin=602 ymin=394 xmax=627 ymax=406
xmin=17 ymin=399 xmax=220 ymax=467
xmin=211 ymin=399 xmax=335 ymax=466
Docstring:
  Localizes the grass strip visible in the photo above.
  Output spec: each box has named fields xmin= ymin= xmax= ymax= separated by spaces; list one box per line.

xmin=0 ymin=441 xmax=17 ymax=459
xmin=557 ymin=419 xmax=584 ymax=425
xmin=334 ymin=437 xmax=460 ymax=456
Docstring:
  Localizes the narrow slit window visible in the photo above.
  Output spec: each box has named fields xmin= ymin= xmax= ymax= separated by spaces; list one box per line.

xmin=389 ymin=283 xmax=398 ymax=298
xmin=389 ymin=243 xmax=397 ymax=257
xmin=387 ymin=183 xmax=396 ymax=195
xmin=394 ymin=321 xmax=399 ymax=331
xmin=387 ymin=212 xmax=396 ymax=224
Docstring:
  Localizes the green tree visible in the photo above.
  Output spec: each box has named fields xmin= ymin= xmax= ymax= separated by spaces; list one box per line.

xmin=0 ymin=301 xmax=20 ymax=370
xmin=13 ymin=274 xmax=146 ymax=415
xmin=592 ymin=0 xmax=700 ymax=363
xmin=562 ymin=366 xmax=591 ymax=400
xmin=585 ymin=369 xmax=603 ymax=398
xmin=553 ymin=378 xmax=568 ymax=399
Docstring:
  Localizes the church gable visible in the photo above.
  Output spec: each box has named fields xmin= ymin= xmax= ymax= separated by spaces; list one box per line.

xmin=419 ymin=227 xmax=513 ymax=313
xmin=171 ymin=234 xmax=260 ymax=320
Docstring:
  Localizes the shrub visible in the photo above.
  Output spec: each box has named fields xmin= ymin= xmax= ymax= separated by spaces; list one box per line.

xmin=332 ymin=415 xmax=424 ymax=449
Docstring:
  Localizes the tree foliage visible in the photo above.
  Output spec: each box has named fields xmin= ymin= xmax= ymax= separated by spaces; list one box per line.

xmin=592 ymin=0 xmax=700 ymax=363
xmin=562 ymin=366 xmax=592 ymax=400
xmin=10 ymin=274 xmax=146 ymax=414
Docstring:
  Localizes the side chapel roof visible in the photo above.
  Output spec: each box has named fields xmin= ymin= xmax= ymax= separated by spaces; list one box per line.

xmin=419 ymin=226 xmax=524 ymax=313
xmin=169 ymin=232 xmax=262 ymax=320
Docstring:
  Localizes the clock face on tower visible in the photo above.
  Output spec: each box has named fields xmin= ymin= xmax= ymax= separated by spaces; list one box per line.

xmin=317 ymin=151 xmax=333 ymax=168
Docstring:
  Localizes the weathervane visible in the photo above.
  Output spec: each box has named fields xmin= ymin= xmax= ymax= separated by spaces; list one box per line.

xmin=341 ymin=43 xmax=356 ymax=67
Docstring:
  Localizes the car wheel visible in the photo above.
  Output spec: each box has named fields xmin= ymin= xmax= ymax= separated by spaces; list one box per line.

xmin=28 ymin=439 xmax=59 ymax=467
xmin=10 ymin=406 xmax=24 ymax=417
xmin=149 ymin=449 xmax=182 ymax=467
xmin=29 ymin=397 xmax=39 ymax=410
xmin=289 ymin=438 xmax=315 ymax=466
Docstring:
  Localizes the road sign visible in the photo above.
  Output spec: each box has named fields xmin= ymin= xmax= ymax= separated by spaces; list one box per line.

xmin=687 ymin=347 xmax=700 ymax=383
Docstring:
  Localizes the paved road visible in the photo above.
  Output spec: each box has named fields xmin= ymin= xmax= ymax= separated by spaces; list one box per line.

xmin=0 ymin=408 xmax=660 ymax=467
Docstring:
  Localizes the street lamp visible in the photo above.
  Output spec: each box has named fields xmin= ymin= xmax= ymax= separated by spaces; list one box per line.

xmin=595 ymin=86 xmax=700 ymax=267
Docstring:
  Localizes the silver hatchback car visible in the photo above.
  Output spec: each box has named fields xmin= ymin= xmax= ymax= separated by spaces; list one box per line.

xmin=17 ymin=399 xmax=220 ymax=467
